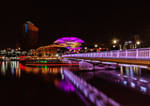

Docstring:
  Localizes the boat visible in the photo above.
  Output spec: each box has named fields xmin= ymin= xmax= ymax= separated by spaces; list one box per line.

xmin=19 ymin=56 xmax=79 ymax=67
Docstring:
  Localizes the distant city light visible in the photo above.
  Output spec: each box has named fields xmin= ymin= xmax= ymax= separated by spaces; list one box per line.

xmin=84 ymin=47 xmax=87 ymax=50
xmin=55 ymin=54 xmax=59 ymax=57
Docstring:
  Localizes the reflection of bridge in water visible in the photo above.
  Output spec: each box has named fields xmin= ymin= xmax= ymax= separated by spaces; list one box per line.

xmin=1 ymin=58 xmax=150 ymax=105
xmin=76 ymin=60 xmax=150 ymax=96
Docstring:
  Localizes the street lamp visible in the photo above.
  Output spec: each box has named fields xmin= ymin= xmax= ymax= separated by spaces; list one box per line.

xmin=113 ymin=40 xmax=117 ymax=44
xmin=94 ymin=44 xmax=98 ymax=48
xmin=136 ymin=41 xmax=141 ymax=45
xmin=135 ymin=41 xmax=141 ymax=48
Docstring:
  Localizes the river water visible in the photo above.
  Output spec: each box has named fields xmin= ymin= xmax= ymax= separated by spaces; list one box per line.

xmin=0 ymin=60 xmax=150 ymax=106
xmin=0 ymin=61 xmax=85 ymax=106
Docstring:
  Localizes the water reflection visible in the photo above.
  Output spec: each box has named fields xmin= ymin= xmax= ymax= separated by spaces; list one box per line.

xmin=1 ymin=61 xmax=21 ymax=77
xmin=116 ymin=66 xmax=150 ymax=94
xmin=78 ymin=61 xmax=150 ymax=95
xmin=0 ymin=61 xmax=76 ymax=93
xmin=79 ymin=60 xmax=94 ymax=70
xmin=54 ymin=79 xmax=75 ymax=92
xmin=20 ymin=64 xmax=77 ymax=93
xmin=20 ymin=62 xmax=90 ymax=105
xmin=0 ymin=61 xmax=88 ymax=106
xmin=3 ymin=59 xmax=150 ymax=105
xmin=19 ymin=64 xmax=61 ymax=74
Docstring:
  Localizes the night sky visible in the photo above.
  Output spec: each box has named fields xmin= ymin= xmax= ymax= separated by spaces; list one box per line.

xmin=1 ymin=1 xmax=150 ymax=48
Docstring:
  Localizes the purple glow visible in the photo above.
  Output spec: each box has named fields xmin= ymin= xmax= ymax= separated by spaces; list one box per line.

xmin=66 ymin=47 xmax=71 ymax=49
xmin=54 ymin=37 xmax=84 ymax=50
xmin=56 ymin=80 xmax=75 ymax=92
xmin=63 ymin=70 xmax=120 ymax=106
xmin=55 ymin=37 xmax=84 ymax=43
xmin=71 ymin=47 xmax=82 ymax=50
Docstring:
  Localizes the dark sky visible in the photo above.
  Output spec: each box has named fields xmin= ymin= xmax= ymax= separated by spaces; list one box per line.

xmin=1 ymin=1 xmax=150 ymax=48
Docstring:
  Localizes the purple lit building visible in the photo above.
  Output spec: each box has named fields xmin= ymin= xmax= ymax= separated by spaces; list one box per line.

xmin=54 ymin=37 xmax=84 ymax=51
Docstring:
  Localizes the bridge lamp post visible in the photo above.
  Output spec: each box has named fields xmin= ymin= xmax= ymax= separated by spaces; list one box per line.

xmin=113 ymin=40 xmax=117 ymax=44
xmin=112 ymin=39 xmax=120 ymax=50
xmin=94 ymin=44 xmax=98 ymax=48
xmin=136 ymin=41 xmax=141 ymax=45
xmin=112 ymin=39 xmax=122 ymax=50
xmin=135 ymin=41 xmax=141 ymax=48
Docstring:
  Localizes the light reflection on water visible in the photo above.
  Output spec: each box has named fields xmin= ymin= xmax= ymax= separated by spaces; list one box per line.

xmin=117 ymin=66 xmax=150 ymax=94
xmin=0 ymin=61 xmax=75 ymax=93
xmin=76 ymin=60 xmax=150 ymax=96
xmin=0 ymin=60 xmax=89 ymax=106
xmin=1 ymin=61 xmax=21 ymax=77
xmin=2 ymin=59 xmax=150 ymax=105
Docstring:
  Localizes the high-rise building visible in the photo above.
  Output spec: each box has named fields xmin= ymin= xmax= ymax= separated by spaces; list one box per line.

xmin=21 ymin=21 xmax=39 ymax=50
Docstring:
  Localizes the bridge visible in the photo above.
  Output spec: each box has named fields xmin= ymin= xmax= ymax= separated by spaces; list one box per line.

xmin=63 ymin=48 xmax=150 ymax=66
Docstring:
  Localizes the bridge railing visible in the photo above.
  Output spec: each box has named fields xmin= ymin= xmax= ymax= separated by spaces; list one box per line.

xmin=63 ymin=48 xmax=150 ymax=60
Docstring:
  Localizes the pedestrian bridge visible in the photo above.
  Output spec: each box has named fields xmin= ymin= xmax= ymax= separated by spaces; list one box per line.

xmin=63 ymin=48 xmax=150 ymax=65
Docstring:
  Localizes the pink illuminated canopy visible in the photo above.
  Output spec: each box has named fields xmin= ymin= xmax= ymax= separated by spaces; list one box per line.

xmin=54 ymin=37 xmax=84 ymax=50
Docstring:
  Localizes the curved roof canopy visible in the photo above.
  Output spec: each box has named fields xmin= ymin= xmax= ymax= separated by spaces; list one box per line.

xmin=54 ymin=37 xmax=84 ymax=50
xmin=36 ymin=44 xmax=64 ymax=53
